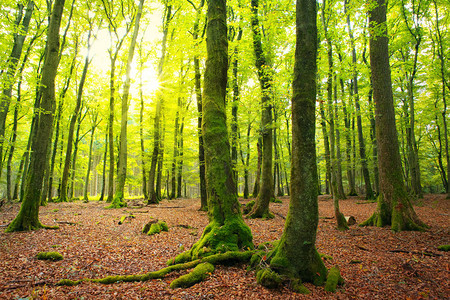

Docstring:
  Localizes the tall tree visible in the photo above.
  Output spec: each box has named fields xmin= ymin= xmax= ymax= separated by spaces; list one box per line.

xmin=171 ymin=0 xmax=253 ymax=263
xmin=265 ymin=0 xmax=327 ymax=284
xmin=110 ymin=0 xmax=145 ymax=208
xmin=6 ymin=0 xmax=66 ymax=232
xmin=248 ymin=0 xmax=275 ymax=218
xmin=345 ymin=0 xmax=374 ymax=200
xmin=147 ymin=2 xmax=172 ymax=204
xmin=0 ymin=1 xmax=34 ymax=177
xmin=361 ymin=0 xmax=427 ymax=231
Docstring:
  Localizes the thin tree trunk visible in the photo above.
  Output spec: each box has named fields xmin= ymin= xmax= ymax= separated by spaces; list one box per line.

xmin=6 ymin=0 xmax=66 ymax=232
xmin=249 ymin=0 xmax=274 ymax=218
xmin=83 ymin=113 xmax=98 ymax=202
xmin=0 ymin=1 xmax=34 ymax=176
xmin=346 ymin=0 xmax=374 ymax=199
xmin=171 ymin=98 xmax=180 ymax=199
xmin=99 ymin=132 xmax=108 ymax=201
xmin=252 ymin=138 xmax=262 ymax=198
xmin=177 ymin=117 xmax=184 ymax=198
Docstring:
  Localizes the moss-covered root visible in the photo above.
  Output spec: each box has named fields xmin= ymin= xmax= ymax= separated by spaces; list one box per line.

xmin=336 ymin=212 xmax=349 ymax=231
xmin=438 ymin=245 xmax=450 ymax=251
xmin=256 ymin=268 xmax=282 ymax=289
xmin=36 ymin=251 xmax=64 ymax=261
xmin=107 ymin=194 xmax=127 ymax=209
xmin=170 ymin=262 xmax=214 ymax=289
xmin=324 ymin=265 xmax=344 ymax=292
xmin=170 ymin=219 xmax=253 ymax=264
xmin=58 ymin=251 xmax=254 ymax=287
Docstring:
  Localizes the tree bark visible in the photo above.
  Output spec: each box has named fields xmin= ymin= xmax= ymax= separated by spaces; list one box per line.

xmin=268 ymin=0 xmax=327 ymax=283
xmin=0 ymin=1 xmax=34 ymax=177
xmin=361 ymin=0 xmax=427 ymax=231
xmin=171 ymin=0 xmax=253 ymax=263
xmin=111 ymin=0 xmax=145 ymax=208
xmin=6 ymin=0 xmax=65 ymax=232
xmin=248 ymin=0 xmax=274 ymax=218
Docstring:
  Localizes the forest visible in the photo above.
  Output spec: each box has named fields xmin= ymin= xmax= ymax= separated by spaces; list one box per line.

xmin=0 ymin=0 xmax=449 ymax=298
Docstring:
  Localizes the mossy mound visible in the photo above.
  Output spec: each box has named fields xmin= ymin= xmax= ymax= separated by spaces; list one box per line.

xmin=324 ymin=265 xmax=344 ymax=292
xmin=170 ymin=218 xmax=253 ymax=265
xmin=170 ymin=262 xmax=214 ymax=288
xmin=143 ymin=220 xmax=169 ymax=235
xmin=256 ymin=268 xmax=282 ymax=288
xmin=36 ymin=251 xmax=64 ymax=261
xmin=437 ymin=245 xmax=450 ymax=251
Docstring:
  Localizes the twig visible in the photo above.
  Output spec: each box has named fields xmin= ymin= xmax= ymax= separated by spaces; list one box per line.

xmin=356 ymin=245 xmax=370 ymax=251
xmin=2 ymin=280 xmax=47 ymax=290
xmin=55 ymin=221 xmax=78 ymax=225
xmin=274 ymin=212 xmax=286 ymax=220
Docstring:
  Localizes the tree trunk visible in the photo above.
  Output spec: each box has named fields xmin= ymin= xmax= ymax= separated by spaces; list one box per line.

xmin=148 ymin=4 xmax=172 ymax=204
xmin=252 ymin=138 xmax=262 ymax=198
xmin=345 ymin=0 xmax=374 ymax=200
xmin=248 ymin=0 xmax=274 ymax=218
xmin=69 ymin=110 xmax=84 ymax=199
xmin=268 ymin=0 xmax=327 ymax=283
xmin=138 ymin=45 xmax=148 ymax=200
xmin=83 ymin=113 xmax=98 ymax=202
xmin=6 ymin=0 xmax=65 ymax=232
xmin=239 ymin=122 xmax=251 ymax=199
xmin=111 ymin=0 xmax=145 ymax=208
xmin=99 ymin=133 xmax=108 ymax=201
xmin=319 ymin=98 xmax=331 ymax=195
xmin=171 ymin=0 xmax=253 ymax=263
xmin=177 ymin=118 xmax=184 ymax=198
xmin=171 ymin=98 xmax=180 ymax=199
xmin=361 ymin=0 xmax=427 ymax=231
xmin=0 ymin=1 xmax=34 ymax=176
xmin=191 ymin=0 xmax=207 ymax=210
xmin=59 ymin=38 xmax=86 ymax=202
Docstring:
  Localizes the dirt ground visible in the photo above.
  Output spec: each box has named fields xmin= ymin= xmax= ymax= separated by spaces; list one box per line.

xmin=0 ymin=194 xmax=448 ymax=299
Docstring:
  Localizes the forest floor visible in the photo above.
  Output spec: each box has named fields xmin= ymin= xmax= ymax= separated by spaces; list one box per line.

xmin=0 ymin=194 xmax=448 ymax=299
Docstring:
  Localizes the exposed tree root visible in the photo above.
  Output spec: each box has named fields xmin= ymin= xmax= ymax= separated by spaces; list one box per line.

xmin=57 ymin=251 xmax=254 ymax=287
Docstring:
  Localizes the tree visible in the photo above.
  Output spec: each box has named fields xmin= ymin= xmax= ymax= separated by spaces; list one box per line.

xmin=6 ymin=0 xmax=66 ymax=232
xmin=171 ymin=0 xmax=253 ymax=263
xmin=0 ymin=1 xmax=34 ymax=177
xmin=110 ymin=0 xmax=145 ymax=208
xmin=361 ymin=0 xmax=427 ymax=231
xmin=248 ymin=0 xmax=275 ymax=219
xmin=263 ymin=0 xmax=327 ymax=285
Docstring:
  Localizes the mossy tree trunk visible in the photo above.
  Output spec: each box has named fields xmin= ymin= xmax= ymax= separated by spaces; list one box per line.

xmin=268 ymin=0 xmax=327 ymax=283
xmin=0 ymin=1 xmax=34 ymax=178
xmin=6 ymin=0 xmax=66 ymax=232
xmin=361 ymin=0 xmax=427 ymax=232
xmin=248 ymin=0 xmax=274 ymax=218
xmin=240 ymin=122 xmax=252 ymax=199
xmin=172 ymin=0 xmax=253 ymax=263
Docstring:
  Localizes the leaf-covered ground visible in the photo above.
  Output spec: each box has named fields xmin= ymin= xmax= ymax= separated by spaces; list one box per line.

xmin=0 ymin=194 xmax=448 ymax=299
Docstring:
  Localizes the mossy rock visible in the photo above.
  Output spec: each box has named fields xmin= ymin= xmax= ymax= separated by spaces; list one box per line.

xmin=437 ymin=245 xmax=450 ymax=251
xmin=170 ymin=262 xmax=215 ymax=288
xmin=143 ymin=220 xmax=169 ymax=235
xmin=36 ymin=251 xmax=64 ymax=261
xmin=324 ymin=265 xmax=344 ymax=292
xmin=256 ymin=268 xmax=282 ymax=289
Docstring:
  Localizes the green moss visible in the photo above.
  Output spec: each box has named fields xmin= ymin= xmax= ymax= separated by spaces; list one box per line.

xmin=243 ymin=200 xmax=255 ymax=214
xmin=437 ymin=245 xmax=450 ymax=251
xmin=291 ymin=279 xmax=310 ymax=294
xmin=324 ymin=265 xmax=344 ymax=292
xmin=36 ymin=251 xmax=63 ymax=261
xmin=271 ymin=198 xmax=282 ymax=204
xmin=320 ymin=253 xmax=333 ymax=261
xmin=256 ymin=268 xmax=282 ymax=289
xmin=170 ymin=262 xmax=215 ymax=288
xmin=159 ymin=221 xmax=169 ymax=231
xmin=148 ymin=223 xmax=161 ymax=235
xmin=249 ymin=251 xmax=265 ymax=268
xmin=172 ymin=218 xmax=253 ymax=264
xmin=57 ymin=279 xmax=81 ymax=286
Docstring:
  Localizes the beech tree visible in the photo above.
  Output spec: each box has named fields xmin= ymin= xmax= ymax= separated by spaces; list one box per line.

xmin=6 ymin=0 xmax=66 ymax=232
xmin=361 ymin=0 xmax=427 ymax=231
xmin=261 ymin=0 xmax=327 ymax=285
xmin=170 ymin=0 xmax=253 ymax=263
